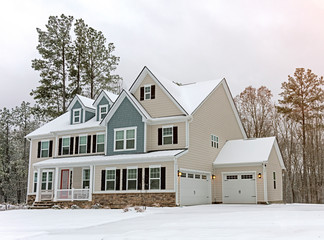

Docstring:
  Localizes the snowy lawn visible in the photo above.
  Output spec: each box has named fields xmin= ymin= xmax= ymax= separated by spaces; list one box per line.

xmin=1 ymin=204 xmax=324 ymax=240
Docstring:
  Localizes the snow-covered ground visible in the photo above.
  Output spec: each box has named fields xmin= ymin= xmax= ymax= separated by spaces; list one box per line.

xmin=1 ymin=204 xmax=324 ymax=240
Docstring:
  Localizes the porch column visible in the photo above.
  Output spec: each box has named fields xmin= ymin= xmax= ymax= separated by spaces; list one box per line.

xmin=35 ymin=168 xmax=42 ymax=202
xmin=89 ymin=165 xmax=94 ymax=201
xmin=53 ymin=167 xmax=59 ymax=201
xmin=263 ymin=163 xmax=268 ymax=204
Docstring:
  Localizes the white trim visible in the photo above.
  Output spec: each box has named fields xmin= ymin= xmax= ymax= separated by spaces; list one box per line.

xmin=179 ymin=168 xmax=211 ymax=175
xmin=144 ymin=122 xmax=147 ymax=153
xmin=96 ymin=132 xmax=105 ymax=153
xmin=89 ymin=165 xmax=94 ymax=201
xmin=174 ymin=159 xmax=179 ymax=205
xmin=55 ymin=135 xmax=58 ymax=157
xmin=78 ymin=135 xmax=88 ymax=154
xmin=213 ymin=162 xmax=264 ymax=168
xmin=35 ymin=168 xmax=41 ymax=202
xmin=127 ymin=168 xmax=138 ymax=190
xmin=93 ymin=189 xmax=175 ymax=194
xmin=72 ymin=108 xmax=82 ymax=124
xmin=81 ymin=167 xmax=90 ymax=189
xmin=144 ymin=84 xmax=152 ymax=100
xmin=99 ymin=104 xmax=109 ymax=120
xmin=26 ymin=139 xmax=32 ymax=197
xmin=32 ymin=171 xmax=38 ymax=193
xmin=149 ymin=166 xmax=161 ymax=190
xmin=162 ymin=125 xmax=173 ymax=145
xmin=105 ymin=168 xmax=117 ymax=191
xmin=93 ymin=90 xmax=114 ymax=108
xmin=113 ymin=127 xmax=137 ymax=152
xmin=67 ymin=95 xmax=95 ymax=112
xmin=105 ymin=167 xmax=117 ymax=170
xmin=147 ymin=115 xmax=191 ymax=125
xmin=263 ymin=163 xmax=268 ymax=203
xmin=61 ymin=136 xmax=71 ymax=156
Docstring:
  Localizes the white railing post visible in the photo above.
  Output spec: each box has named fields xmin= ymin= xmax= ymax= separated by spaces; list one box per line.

xmin=54 ymin=167 xmax=59 ymax=202
xmin=35 ymin=168 xmax=42 ymax=202
xmin=89 ymin=165 xmax=94 ymax=201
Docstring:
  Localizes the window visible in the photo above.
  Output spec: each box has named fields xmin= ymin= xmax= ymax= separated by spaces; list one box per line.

xmin=114 ymin=127 xmax=136 ymax=151
xmin=33 ymin=172 xmax=38 ymax=193
xmin=211 ymin=134 xmax=219 ymax=148
xmin=226 ymin=175 xmax=238 ymax=180
xmin=79 ymin=135 xmax=87 ymax=154
xmin=202 ymin=175 xmax=207 ymax=180
xmin=195 ymin=174 xmax=201 ymax=179
xmin=62 ymin=137 xmax=70 ymax=155
xmin=145 ymin=85 xmax=151 ymax=100
xmin=97 ymin=134 xmax=105 ymax=152
xmin=163 ymin=127 xmax=173 ymax=145
xmin=106 ymin=169 xmax=116 ymax=190
xmin=188 ymin=173 xmax=194 ymax=178
xmin=41 ymin=141 xmax=49 ymax=158
xmin=181 ymin=173 xmax=187 ymax=178
xmin=241 ymin=174 xmax=253 ymax=179
xmin=99 ymin=105 xmax=108 ymax=120
xmin=150 ymin=167 xmax=160 ymax=190
xmin=82 ymin=169 xmax=90 ymax=189
xmin=73 ymin=109 xmax=81 ymax=124
xmin=127 ymin=168 xmax=137 ymax=190
xmin=41 ymin=171 xmax=53 ymax=190
xmin=273 ymin=172 xmax=277 ymax=189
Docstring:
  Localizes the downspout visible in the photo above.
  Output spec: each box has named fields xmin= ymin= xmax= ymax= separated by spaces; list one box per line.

xmin=263 ymin=162 xmax=269 ymax=204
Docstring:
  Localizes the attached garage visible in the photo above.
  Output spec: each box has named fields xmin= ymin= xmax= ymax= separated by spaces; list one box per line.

xmin=222 ymin=172 xmax=256 ymax=204
xmin=179 ymin=170 xmax=211 ymax=206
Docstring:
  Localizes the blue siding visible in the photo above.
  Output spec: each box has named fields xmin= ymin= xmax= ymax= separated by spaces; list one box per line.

xmin=97 ymin=96 xmax=110 ymax=121
xmin=107 ymin=97 xmax=144 ymax=155
xmin=85 ymin=111 xmax=95 ymax=121
xmin=70 ymin=100 xmax=83 ymax=124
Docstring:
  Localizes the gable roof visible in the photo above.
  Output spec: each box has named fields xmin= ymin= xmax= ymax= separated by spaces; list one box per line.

xmin=213 ymin=137 xmax=285 ymax=169
xmin=67 ymin=95 xmax=95 ymax=112
xmin=93 ymin=90 xmax=119 ymax=107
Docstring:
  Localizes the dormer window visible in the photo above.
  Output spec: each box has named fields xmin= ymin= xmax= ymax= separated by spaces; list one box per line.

xmin=99 ymin=105 xmax=108 ymax=120
xmin=73 ymin=109 xmax=81 ymax=124
xmin=140 ymin=85 xmax=155 ymax=101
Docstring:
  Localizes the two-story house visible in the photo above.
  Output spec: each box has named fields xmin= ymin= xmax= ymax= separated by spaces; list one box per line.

xmin=26 ymin=67 xmax=285 ymax=208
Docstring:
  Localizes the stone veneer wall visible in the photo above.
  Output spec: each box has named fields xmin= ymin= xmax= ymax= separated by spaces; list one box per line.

xmin=27 ymin=195 xmax=36 ymax=205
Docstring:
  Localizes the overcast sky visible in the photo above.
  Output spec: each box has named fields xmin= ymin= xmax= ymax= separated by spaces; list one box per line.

xmin=1 ymin=0 xmax=324 ymax=109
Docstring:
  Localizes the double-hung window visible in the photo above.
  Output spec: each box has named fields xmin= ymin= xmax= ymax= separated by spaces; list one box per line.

xmin=114 ymin=127 xmax=136 ymax=151
xmin=41 ymin=171 xmax=53 ymax=191
xmin=127 ymin=168 xmax=137 ymax=190
xmin=163 ymin=127 xmax=173 ymax=145
xmin=106 ymin=169 xmax=116 ymax=190
xmin=273 ymin=172 xmax=277 ymax=189
xmin=82 ymin=169 xmax=90 ymax=189
xmin=99 ymin=105 xmax=108 ymax=120
xmin=97 ymin=134 xmax=105 ymax=152
xmin=73 ymin=109 xmax=81 ymax=124
xmin=211 ymin=134 xmax=219 ymax=148
xmin=79 ymin=135 xmax=87 ymax=154
xmin=144 ymin=85 xmax=151 ymax=100
xmin=150 ymin=167 xmax=160 ymax=190
xmin=62 ymin=137 xmax=70 ymax=155
xmin=33 ymin=172 xmax=38 ymax=193
xmin=41 ymin=141 xmax=49 ymax=158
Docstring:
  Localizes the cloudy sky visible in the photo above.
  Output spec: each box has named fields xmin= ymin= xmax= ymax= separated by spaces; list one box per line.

xmin=1 ymin=0 xmax=324 ymax=109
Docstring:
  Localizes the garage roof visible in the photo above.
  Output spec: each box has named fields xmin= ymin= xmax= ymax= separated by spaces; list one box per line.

xmin=213 ymin=137 xmax=285 ymax=169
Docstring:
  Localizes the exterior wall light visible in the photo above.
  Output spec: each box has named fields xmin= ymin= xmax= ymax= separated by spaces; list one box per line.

xmin=258 ymin=173 xmax=262 ymax=179
xmin=178 ymin=170 xmax=182 ymax=177
xmin=212 ymin=175 xmax=216 ymax=180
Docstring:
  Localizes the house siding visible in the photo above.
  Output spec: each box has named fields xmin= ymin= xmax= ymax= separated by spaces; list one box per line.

xmin=70 ymin=100 xmax=83 ymax=124
xmin=85 ymin=111 xmax=95 ymax=122
xmin=96 ymin=96 xmax=110 ymax=121
xmin=107 ymin=97 xmax=145 ymax=155
xmin=266 ymin=146 xmax=283 ymax=202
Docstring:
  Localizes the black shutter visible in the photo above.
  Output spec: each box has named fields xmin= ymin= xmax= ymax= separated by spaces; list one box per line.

xmin=122 ymin=169 xmax=127 ymax=190
xmin=49 ymin=140 xmax=53 ymax=157
xmin=58 ymin=138 xmax=62 ymax=156
xmin=92 ymin=135 xmax=97 ymax=153
xmin=145 ymin=168 xmax=149 ymax=190
xmin=70 ymin=137 xmax=74 ymax=155
xmin=116 ymin=169 xmax=121 ymax=190
xmin=173 ymin=126 xmax=178 ymax=144
xmin=87 ymin=135 xmax=91 ymax=153
xmin=37 ymin=141 xmax=41 ymax=158
xmin=137 ymin=168 xmax=143 ymax=190
xmin=101 ymin=170 xmax=106 ymax=191
xmin=75 ymin=136 xmax=79 ymax=154
xmin=151 ymin=85 xmax=155 ymax=99
xmin=161 ymin=167 xmax=166 ymax=190
xmin=158 ymin=128 xmax=162 ymax=145
xmin=140 ymin=87 xmax=144 ymax=101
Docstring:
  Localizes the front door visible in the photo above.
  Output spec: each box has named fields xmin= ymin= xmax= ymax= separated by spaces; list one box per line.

xmin=60 ymin=169 xmax=70 ymax=199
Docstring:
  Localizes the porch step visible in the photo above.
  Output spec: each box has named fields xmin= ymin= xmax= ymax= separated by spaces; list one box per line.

xmin=31 ymin=201 xmax=55 ymax=209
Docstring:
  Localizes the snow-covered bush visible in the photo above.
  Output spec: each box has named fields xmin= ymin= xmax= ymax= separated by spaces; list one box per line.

xmin=134 ymin=206 xmax=145 ymax=212
xmin=123 ymin=205 xmax=131 ymax=212
xmin=91 ymin=203 xmax=102 ymax=209
xmin=71 ymin=205 xmax=80 ymax=209
xmin=52 ymin=205 xmax=61 ymax=209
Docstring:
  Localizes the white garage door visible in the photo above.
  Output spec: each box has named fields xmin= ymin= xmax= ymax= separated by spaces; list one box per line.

xmin=222 ymin=172 xmax=256 ymax=204
xmin=180 ymin=171 xmax=211 ymax=206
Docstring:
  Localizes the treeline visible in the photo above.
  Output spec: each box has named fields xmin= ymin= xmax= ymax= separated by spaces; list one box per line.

xmin=235 ymin=68 xmax=324 ymax=203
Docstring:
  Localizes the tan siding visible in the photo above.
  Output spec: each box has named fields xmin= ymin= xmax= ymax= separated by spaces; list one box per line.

xmin=266 ymin=146 xmax=283 ymax=202
xmin=133 ymin=75 xmax=184 ymax=117
xmin=94 ymin=161 xmax=174 ymax=192
xmin=178 ymin=83 xmax=244 ymax=173
xmin=147 ymin=122 xmax=186 ymax=151
xmin=213 ymin=166 xmax=264 ymax=203
xmin=72 ymin=167 xmax=83 ymax=189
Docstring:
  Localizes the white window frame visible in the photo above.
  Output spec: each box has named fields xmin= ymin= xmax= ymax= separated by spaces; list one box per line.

xmin=106 ymin=168 xmax=116 ymax=191
xmin=96 ymin=133 xmax=105 ymax=153
xmin=79 ymin=135 xmax=87 ymax=154
xmin=113 ymin=127 xmax=137 ymax=151
xmin=127 ymin=167 xmax=138 ymax=190
xmin=149 ymin=166 xmax=161 ymax=190
xmin=33 ymin=171 xmax=38 ymax=193
xmin=82 ymin=168 xmax=90 ymax=189
xmin=162 ymin=126 xmax=173 ymax=145
xmin=99 ymin=104 xmax=109 ymax=120
xmin=73 ymin=108 xmax=81 ymax=124
xmin=273 ymin=171 xmax=277 ymax=189
xmin=40 ymin=140 xmax=49 ymax=158
xmin=62 ymin=137 xmax=70 ymax=155
xmin=41 ymin=170 xmax=54 ymax=191
xmin=144 ymin=84 xmax=151 ymax=100
xmin=211 ymin=134 xmax=219 ymax=148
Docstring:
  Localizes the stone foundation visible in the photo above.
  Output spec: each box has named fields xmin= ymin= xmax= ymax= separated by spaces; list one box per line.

xmin=27 ymin=195 xmax=36 ymax=205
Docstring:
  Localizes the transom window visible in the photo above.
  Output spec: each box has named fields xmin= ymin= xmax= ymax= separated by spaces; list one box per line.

xmin=41 ymin=141 xmax=49 ymax=158
xmin=211 ymin=134 xmax=219 ymax=148
xmin=163 ymin=127 xmax=173 ymax=145
xmin=79 ymin=135 xmax=87 ymax=154
xmin=150 ymin=167 xmax=160 ymax=190
xmin=97 ymin=134 xmax=105 ymax=152
xmin=62 ymin=137 xmax=70 ymax=155
xmin=144 ymin=85 xmax=151 ymax=100
xmin=241 ymin=174 xmax=253 ymax=179
xmin=41 ymin=171 xmax=53 ymax=190
xmin=82 ymin=169 xmax=90 ymax=189
xmin=127 ymin=168 xmax=137 ymax=190
xmin=106 ymin=169 xmax=116 ymax=190
xmin=99 ymin=105 xmax=108 ymax=120
xmin=73 ymin=109 xmax=81 ymax=124
xmin=114 ymin=127 xmax=136 ymax=151
xmin=226 ymin=175 xmax=238 ymax=180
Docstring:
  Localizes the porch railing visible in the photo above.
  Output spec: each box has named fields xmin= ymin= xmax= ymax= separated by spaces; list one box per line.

xmin=56 ymin=189 xmax=90 ymax=201
xmin=41 ymin=190 xmax=54 ymax=201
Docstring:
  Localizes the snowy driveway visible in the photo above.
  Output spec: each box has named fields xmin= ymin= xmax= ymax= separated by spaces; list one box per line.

xmin=1 ymin=204 xmax=324 ymax=240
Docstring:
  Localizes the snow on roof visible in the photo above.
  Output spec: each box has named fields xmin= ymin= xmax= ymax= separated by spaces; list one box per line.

xmin=76 ymin=95 xmax=95 ymax=109
xmin=34 ymin=149 xmax=186 ymax=167
xmin=103 ymin=90 xmax=119 ymax=102
xmin=26 ymin=112 xmax=102 ymax=138
xmin=214 ymin=137 xmax=278 ymax=166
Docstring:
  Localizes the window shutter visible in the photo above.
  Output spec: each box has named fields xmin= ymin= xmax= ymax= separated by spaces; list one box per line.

xmin=92 ymin=135 xmax=97 ymax=153
xmin=122 ymin=169 xmax=127 ymax=190
xmin=101 ymin=170 xmax=106 ymax=191
xmin=151 ymin=85 xmax=155 ymax=99
xmin=58 ymin=138 xmax=62 ymax=156
xmin=75 ymin=136 xmax=79 ymax=154
xmin=140 ymin=87 xmax=144 ymax=101
xmin=116 ymin=169 xmax=121 ymax=190
xmin=70 ymin=137 xmax=74 ymax=155
xmin=161 ymin=167 xmax=166 ymax=190
xmin=87 ymin=135 xmax=91 ymax=153
xmin=173 ymin=126 xmax=178 ymax=144
xmin=158 ymin=128 xmax=162 ymax=145
xmin=137 ymin=168 xmax=143 ymax=190
xmin=145 ymin=168 xmax=149 ymax=190
xmin=49 ymin=140 xmax=53 ymax=157
xmin=37 ymin=141 xmax=41 ymax=158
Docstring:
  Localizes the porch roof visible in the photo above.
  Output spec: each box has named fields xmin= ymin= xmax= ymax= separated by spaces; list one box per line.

xmin=34 ymin=149 xmax=186 ymax=168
